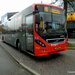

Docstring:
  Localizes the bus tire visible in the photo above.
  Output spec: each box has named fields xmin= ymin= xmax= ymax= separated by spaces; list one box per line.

xmin=18 ymin=43 xmax=22 ymax=53
xmin=2 ymin=36 xmax=5 ymax=42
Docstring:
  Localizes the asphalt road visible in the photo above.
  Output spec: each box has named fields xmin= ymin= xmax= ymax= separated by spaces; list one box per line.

xmin=0 ymin=44 xmax=32 ymax=75
xmin=68 ymin=39 xmax=75 ymax=44
xmin=0 ymin=41 xmax=75 ymax=75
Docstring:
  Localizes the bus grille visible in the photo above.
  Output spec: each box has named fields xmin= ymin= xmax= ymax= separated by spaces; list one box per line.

xmin=46 ymin=38 xmax=65 ymax=44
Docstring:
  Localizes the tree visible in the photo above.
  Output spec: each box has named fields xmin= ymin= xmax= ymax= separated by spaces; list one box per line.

xmin=63 ymin=0 xmax=67 ymax=18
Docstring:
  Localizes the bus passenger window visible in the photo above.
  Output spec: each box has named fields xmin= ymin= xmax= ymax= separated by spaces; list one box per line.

xmin=26 ymin=15 xmax=33 ymax=35
xmin=27 ymin=24 xmax=33 ymax=34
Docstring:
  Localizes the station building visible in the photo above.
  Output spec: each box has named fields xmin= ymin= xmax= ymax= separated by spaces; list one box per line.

xmin=67 ymin=12 xmax=75 ymax=38
xmin=1 ymin=12 xmax=18 ymax=24
xmin=67 ymin=1 xmax=75 ymax=38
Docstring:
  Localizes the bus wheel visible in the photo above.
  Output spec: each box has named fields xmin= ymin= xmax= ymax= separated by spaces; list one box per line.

xmin=18 ymin=43 xmax=22 ymax=52
xmin=2 ymin=36 xmax=5 ymax=42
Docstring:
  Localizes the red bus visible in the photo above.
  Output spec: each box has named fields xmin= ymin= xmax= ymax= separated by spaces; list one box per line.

xmin=2 ymin=3 xmax=68 ymax=56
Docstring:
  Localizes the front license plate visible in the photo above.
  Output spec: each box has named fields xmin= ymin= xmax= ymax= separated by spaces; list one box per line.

xmin=54 ymin=47 xmax=61 ymax=50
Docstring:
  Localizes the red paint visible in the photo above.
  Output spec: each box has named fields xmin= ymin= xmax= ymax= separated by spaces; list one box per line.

xmin=67 ymin=19 xmax=75 ymax=21
xmin=32 ymin=3 xmax=67 ymax=56
xmin=33 ymin=32 xmax=68 ymax=56
xmin=31 ymin=3 xmax=65 ymax=10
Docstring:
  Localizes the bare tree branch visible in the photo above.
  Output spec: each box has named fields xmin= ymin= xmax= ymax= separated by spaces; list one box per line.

xmin=50 ymin=0 xmax=58 ymax=4
xmin=67 ymin=0 xmax=75 ymax=11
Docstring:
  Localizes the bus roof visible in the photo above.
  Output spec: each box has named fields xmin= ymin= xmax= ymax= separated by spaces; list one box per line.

xmin=32 ymin=3 xmax=65 ymax=10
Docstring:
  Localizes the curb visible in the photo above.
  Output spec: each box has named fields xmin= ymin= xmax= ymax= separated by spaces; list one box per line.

xmin=20 ymin=63 xmax=41 ymax=75
xmin=0 ymin=44 xmax=41 ymax=75
xmin=68 ymin=47 xmax=75 ymax=50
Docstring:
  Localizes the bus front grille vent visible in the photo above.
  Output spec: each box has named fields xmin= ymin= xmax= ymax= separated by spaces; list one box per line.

xmin=46 ymin=38 xmax=65 ymax=44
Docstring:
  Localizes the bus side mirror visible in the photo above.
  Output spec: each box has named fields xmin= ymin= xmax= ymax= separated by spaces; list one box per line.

xmin=8 ymin=19 xmax=11 ymax=21
xmin=36 ymin=14 xmax=40 ymax=24
xmin=33 ymin=10 xmax=39 ymax=15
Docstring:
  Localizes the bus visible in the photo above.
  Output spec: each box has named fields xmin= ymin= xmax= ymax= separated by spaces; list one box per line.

xmin=2 ymin=3 xmax=68 ymax=56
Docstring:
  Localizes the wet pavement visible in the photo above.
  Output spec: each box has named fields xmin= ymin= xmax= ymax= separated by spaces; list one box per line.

xmin=0 ymin=40 xmax=75 ymax=75
xmin=0 ymin=45 xmax=32 ymax=75
xmin=0 ymin=38 xmax=75 ymax=75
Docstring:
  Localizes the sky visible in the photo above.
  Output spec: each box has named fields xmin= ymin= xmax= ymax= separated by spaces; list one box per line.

xmin=0 ymin=0 xmax=62 ymax=20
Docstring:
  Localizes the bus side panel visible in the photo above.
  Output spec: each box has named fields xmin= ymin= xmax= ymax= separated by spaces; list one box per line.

xmin=17 ymin=32 xmax=26 ymax=51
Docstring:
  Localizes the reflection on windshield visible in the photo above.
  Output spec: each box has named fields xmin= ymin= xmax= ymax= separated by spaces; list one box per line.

xmin=36 ymin=12 xmax=66 ymax=34
xmin=45 ymin=22 xmax=52 ymax=30
xmin=44 ymin=22 xmax=65 ymax=34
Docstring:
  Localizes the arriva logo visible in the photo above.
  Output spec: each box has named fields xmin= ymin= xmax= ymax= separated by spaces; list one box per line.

xmin=51 ymin=43 xmax=58 ymax=46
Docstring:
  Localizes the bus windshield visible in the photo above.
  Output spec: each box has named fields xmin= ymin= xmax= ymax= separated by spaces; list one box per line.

xmin=35 ymin=12 xmax=67 ymax=36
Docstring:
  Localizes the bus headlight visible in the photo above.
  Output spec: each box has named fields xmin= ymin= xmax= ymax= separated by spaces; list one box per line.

xmin=35 ymin=40 xmax=46 ymax=47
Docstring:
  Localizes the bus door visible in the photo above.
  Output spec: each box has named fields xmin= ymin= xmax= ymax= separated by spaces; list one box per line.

xmin=25 ymin=15 xmax=34 ymax=53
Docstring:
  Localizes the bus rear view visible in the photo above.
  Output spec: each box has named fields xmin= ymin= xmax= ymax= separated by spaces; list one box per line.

xmin=34 ymin=4 xmax=68 ymax=56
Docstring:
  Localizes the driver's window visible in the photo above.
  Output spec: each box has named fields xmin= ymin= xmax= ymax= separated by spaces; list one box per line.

xmin=45 ymin=22 xmax=52 ymax=30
